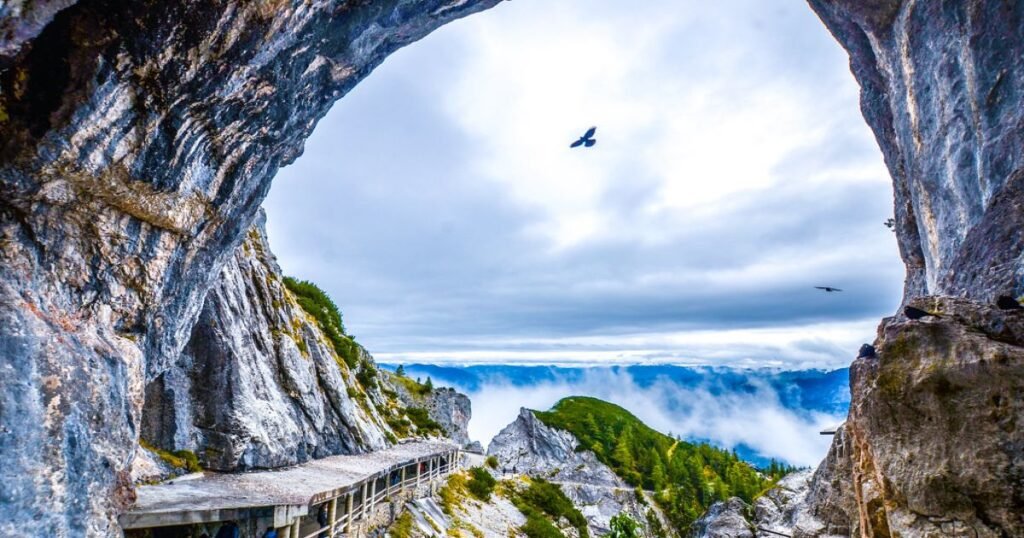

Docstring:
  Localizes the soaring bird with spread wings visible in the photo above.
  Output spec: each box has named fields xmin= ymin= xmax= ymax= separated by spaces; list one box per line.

xmin=570 ymin=126 xmax=597 ymax=148
xmin=815 ymin=286 xmax=843 ymax=293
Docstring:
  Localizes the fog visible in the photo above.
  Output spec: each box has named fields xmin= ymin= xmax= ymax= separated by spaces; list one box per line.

xmin=398 ymin=365 xmax=846 ymax=468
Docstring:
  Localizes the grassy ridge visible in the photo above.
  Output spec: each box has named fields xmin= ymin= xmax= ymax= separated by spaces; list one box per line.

xmin=534 ymin=397 xmax=792 ymax=531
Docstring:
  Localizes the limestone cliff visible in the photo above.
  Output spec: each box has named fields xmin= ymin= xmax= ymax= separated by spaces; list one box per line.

xmin=390 ymin=376 xmax=475 ymax=448
xmin=2 ymin=0 xmax=1024 ymax=536
xmin=139 ymin=210 xmax=401 ymax=471
xmin=0 ymin=0 xmax=499 ymax=534
xmin=808 ymin=0 xmax=1024 ymax=303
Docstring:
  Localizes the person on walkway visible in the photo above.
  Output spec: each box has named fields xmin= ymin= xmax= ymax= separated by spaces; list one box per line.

xmin=318 ymin=504 xmax=329 ymax=528
xmin=214 ymin=522 xmax=239 ymax=538
xmin=261 ymin=527 xmax=279 ymax=538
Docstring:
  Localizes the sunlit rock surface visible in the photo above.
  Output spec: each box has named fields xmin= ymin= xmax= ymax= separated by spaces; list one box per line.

xmin=0 ymin=0 xmax=500 ymax=533
xmin=488 ymin=409 xmax=655 ymax=536
xmin=141 ymin=211 xmax=400 ymax=471
xmin=2 ymin=0 xmax=1024 ymax=535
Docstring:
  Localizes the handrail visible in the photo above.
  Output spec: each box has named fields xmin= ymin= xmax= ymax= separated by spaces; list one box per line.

xmin=295 ymin=450 xmax=460 ymax=537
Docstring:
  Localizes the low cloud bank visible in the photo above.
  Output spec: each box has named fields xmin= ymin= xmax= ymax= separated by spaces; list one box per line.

xmin=395 ymin=365 xmax=847 ymax=468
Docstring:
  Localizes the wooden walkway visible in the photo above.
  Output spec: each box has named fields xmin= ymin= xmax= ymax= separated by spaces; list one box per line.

xmin=120 ymin=441 xmax=460 ymax=538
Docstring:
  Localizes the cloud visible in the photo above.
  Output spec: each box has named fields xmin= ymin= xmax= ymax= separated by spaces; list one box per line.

xmin=263 ymin=0 xmax=904 ymax=368
xmin=448 ymin=367 xmax=844 ymax=467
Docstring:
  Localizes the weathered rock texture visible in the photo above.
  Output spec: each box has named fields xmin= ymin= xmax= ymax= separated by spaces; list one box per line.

xmin=488 ymin=409 xmax=657 ymax=536
xmin=809 ymin=0 xmax=1024 ymax=302
xmin=0 ymin=0 xmax=499 ymax=534
xmin=392 ymin=381 xmax=474 ymax=448
xmin=704 ymin=298 xmax=1024 ymax=537
xmin=141 ymin=211 xmax=403 ymax=471
xmin=3 ymin=0 xmax=1024 ymax=536
xmin=838 ymin=297 xmax=1024 ymax=537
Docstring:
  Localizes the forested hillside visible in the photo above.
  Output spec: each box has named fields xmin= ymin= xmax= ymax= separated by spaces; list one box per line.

xmin=534 ymin=397 xmax=794 ymax=530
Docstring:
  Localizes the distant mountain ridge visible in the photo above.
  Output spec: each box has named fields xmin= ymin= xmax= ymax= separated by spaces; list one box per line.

xmin=382 ymin=363 xmax=850 ymax=416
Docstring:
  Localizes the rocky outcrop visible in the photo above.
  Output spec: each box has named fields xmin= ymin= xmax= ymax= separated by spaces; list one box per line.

xmin=3 ymin=0 xmax=1024 ymax=535
xmin=703 ymin=297 xmax=1024 ymax=537
xmin=0 ymin=0 xmax=499 ymax=533
xmin=488 ymin=409 xmax=654 ymax=536
xmin=693 ymin=498 xmax=754 ymax=538
xmin=140 ymin=211 xmax=400 ymax=471
xmin=391 ymin=378 xmax=474 ymax=448
xmin=837 ymin=297 xmax=1024 ymax=537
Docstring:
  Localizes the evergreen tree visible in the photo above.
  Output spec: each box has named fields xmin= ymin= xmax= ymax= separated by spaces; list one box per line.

xmin=424 ymin=377 xmax=433 ymax=391
xmin=395 ymin=364 xmax=405 ymax=377
xmin=608 ymin=514 xmax=640 ymax=538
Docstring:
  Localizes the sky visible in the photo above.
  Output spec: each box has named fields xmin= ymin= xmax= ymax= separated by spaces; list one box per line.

xmin=264 ymin=0 xmax=905 ymax=370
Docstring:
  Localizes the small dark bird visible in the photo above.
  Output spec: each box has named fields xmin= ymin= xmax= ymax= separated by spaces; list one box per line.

xmin=570 ymin=126 xmax=597 ymax=148
xmin=996 ymin=296 xmax=1024 ymax=310
xmin=857 ymin=344 xmax=876 ymax=359
xmin=904 ymin=305 xmax=939 ymax=320
xmin=815 ymin=286 xmax=843 ymax=293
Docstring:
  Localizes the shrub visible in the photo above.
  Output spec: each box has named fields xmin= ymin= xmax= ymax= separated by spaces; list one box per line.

xmin=356 ymin=359 xmax=378 ymax=389
xmin=520 ymin=512 xmax=564 ymax=538
xmin=485 ymin=455 xmax=500 ymax=469
xmin=608 ymin=514 xmax=640 ymax=538
xmin=283 ymin=276 xmax=360 ymax=368
xmin=514 ymin=479 xmax=588 ymax=538
xmin=406 ymin=407 xmax=443 ymax=436
xmin=439 ymin=474 xmax=468 ymax=515
xmin=391 ymin=512 xmax=414 ymax=538
xmin=466 ymin=467 xmax=496 ymax=501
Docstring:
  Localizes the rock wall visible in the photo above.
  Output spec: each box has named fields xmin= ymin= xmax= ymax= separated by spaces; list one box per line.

xmin=140 ymin=210 xmax=402 ymax=471
xmin=0 ymin=0 xmax=499 ymax=534
xmin=2 ymin=0 xmax=1024 ymax=535
xmin=808 ymin=0 xmax=1024 ymax=302
xmin=391 ymin=379 xmax=474 ymax=448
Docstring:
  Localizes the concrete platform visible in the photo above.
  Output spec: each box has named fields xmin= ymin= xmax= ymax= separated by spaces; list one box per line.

xmin=121 ymin=440 xmax=457 ymax=530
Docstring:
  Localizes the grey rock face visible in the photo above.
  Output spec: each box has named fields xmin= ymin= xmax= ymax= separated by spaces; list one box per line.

xmin=391 ymin=378 xmax=473 ymax=447
xmin=838 ymin=297 xmax=1024 ymax=537
xmin=808 ymin=0 xmax=1024 ymax=302
xmin=0 ymin=0 xmax=500 ymax=534
xmin=488 ymin=409 xmax=653 ymax=535
xmin=693 ymin=498 xmax=754 ymax=538
xmin=141 ymin=211 xmax=397 ymax=471
xmin=715 ymin=298 xmax=1024 ymax=537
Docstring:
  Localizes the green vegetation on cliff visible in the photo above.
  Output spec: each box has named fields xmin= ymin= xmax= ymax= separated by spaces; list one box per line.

xmin=534 ymin=397 xmax=776 ymax=530
xmin=511 ymin=478 xmax=589 ymax=538
xmin=283 ymin=276 xmax=360 ymax=368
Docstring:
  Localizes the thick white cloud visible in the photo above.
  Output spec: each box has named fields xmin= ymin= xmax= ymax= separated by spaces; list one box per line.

xmin=264 ymin=0 xmax=903 ymax=368
xmin=459 ymin=368 xmax=843 ymax=467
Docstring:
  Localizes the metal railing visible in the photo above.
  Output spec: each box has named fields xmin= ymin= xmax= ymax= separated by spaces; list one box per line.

xmin=297 ymin=450 xmax=459 ymax=538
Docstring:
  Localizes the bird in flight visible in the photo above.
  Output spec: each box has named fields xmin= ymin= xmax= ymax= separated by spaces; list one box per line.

xmin=570 ymin=126 xmax=597 ymax=148
xmin=815 ymin=286 xmax=843 ymax=293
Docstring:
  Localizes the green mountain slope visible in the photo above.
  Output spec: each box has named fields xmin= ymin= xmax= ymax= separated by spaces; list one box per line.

xmin=533 ymin=396 xmax=792 ymax=531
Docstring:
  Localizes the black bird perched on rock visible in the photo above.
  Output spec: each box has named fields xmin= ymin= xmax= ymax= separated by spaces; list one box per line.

xmin=904 ymin=305 xmax=939 ymax=320
xmin=815 ymin=286 xmax=843 ymax=293
xmin=996 ymin=296 xmax=1024 ymax=310
xmin=570 ymin=126 xmax=597 ymax=148
xmin=857 ymin=344 xmax=876 ymax=359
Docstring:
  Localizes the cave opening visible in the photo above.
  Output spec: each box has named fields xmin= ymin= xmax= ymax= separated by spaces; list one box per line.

xmin=262 ymin=0 xmax=904 ymax=373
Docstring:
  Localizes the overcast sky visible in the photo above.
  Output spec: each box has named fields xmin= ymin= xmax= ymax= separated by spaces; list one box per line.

xmin=264 ymin=0 xmax=904 ymax=369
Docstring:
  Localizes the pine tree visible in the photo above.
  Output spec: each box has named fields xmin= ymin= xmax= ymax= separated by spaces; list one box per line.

xmin=395 ymin=364 xmax=405 ymax=377
xmin=424 ymin=377 xmax=433 ymax=391
xmin=613 ymin=431 xmax=634 ymax=470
